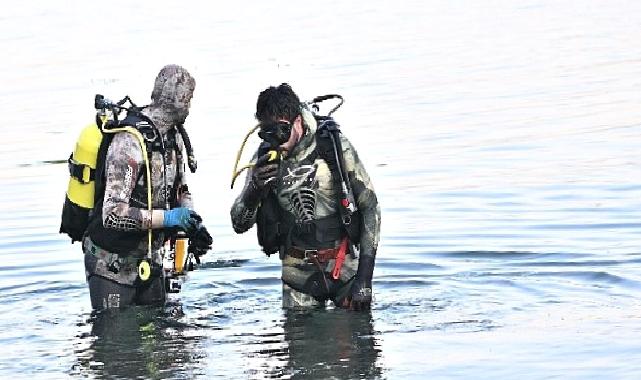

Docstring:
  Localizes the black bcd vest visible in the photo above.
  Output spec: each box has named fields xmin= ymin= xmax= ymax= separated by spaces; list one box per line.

xmin=86 ymin=113 xmax=180 ymax=255
xmin=257 ymin=119 xmax=361 ymax=257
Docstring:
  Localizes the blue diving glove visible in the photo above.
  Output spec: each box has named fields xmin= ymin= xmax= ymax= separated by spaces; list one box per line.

xmin=163 ymin=207 xmax=201 ymax=232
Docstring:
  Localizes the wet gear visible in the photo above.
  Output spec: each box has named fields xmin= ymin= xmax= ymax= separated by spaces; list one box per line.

xmin=231 ymin=93 xmax=380 ymax=308
xmin=254 ymin=114 xmax=361 ymax=257
xmin=62 ymin=92 xmax=198 ymax=256
xmin=60 ymin=123 xmax=104 ymax=242
xmin=61 ymin=93 xmax=201 ymax=246
xmin=80 ymin=65 xmax=203 ymax=310
xmin=232 ymin=95 xmax=362 ymax=257
xmin=85 ymin=110 xmax=159 ymax=257
xmin=61 ymin=96 xmax=157 ymax=255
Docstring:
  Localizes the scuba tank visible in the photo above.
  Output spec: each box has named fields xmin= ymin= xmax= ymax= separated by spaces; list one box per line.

xmin=59 ymin=110 xmax=110 ymax=242
xmin=60 ymin=94 xmax=199 ymax=245
xmin=59 ymin=95 xmax=137 ymax=243
xmin=67 ymin=123 xmax=102 ymax=208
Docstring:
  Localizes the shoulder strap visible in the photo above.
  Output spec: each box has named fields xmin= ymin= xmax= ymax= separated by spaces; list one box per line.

xmin=97 ymin=116 xmax=156 ymax=259
xmin=314 ymin=119 xmax=360 ymax=243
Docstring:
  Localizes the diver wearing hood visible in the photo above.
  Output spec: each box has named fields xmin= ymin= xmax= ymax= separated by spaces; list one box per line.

xmin=230 ymin=83 xmax=381 ymax=310
xmin=83 ymin=65 xmax=211 ymax=310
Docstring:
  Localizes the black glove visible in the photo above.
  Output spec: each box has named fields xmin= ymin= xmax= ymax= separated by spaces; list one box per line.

xmin=252 ymin=154 xmax=279 ymax=189
xmin=341 ymin=254 xmax=375 ymax=311
xmin=188 ymin=225 xmax=212 ymax=263
xmin=242 ymin=153 xmax=279 ymax=205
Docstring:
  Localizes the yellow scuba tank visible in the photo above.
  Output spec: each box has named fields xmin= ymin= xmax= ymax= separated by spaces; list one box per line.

xmin=67 ymin=123 xmax=103 ymax=208
xmin=59 ymin=122 xmax=104 ymax=242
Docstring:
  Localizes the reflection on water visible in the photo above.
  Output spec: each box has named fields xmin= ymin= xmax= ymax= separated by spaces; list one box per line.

xmin=1 ymin=0 xmax=641 ymax=378
xmin=245 ymin=309 xmax=383 ymax=379
xmin=74 ymin=304 xmax=206 ymax=379
xmin=72 ymin=304 xmax=383 ymax=380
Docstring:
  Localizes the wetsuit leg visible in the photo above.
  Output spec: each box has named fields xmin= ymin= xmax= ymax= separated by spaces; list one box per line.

xmin=88 ymin=275 xmax=137 ymax=310
xmin=135 ymin=275 xmax=166 ymax=306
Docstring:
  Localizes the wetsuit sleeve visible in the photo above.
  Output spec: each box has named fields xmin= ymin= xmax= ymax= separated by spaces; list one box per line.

xmin=175 ymin=133 xmax=194 ymax=209
xmin=340 ymin=135 xmax=381 ymax=258
xmin=230 ymin=166 xmax=260 ymax=234
xmin=102 ymin=132 xmax=155 ymax=231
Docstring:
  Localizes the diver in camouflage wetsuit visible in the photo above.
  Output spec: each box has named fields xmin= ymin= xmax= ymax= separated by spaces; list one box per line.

xmin=231 ymin=84 xmax=381 ymax=310
xmin=83 ymin=65 xmax=211 ymax=310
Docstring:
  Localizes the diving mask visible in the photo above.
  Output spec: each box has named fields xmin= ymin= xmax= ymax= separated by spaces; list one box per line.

xmin=258 ymin=120 xmax=292 ymax=147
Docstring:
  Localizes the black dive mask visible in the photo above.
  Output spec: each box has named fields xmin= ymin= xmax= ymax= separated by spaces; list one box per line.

xmin=258 ymin=120 xmax=292 ymax=147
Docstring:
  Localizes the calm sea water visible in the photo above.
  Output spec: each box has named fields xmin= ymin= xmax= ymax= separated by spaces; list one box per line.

xmin=1 ymin=0 xmax=641 ymax=378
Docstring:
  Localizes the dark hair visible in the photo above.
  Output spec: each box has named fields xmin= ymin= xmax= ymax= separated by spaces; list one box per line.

xmin=255 ymin=83 xmax=301 ymax=123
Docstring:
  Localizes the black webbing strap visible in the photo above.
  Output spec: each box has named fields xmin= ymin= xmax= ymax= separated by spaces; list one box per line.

xmin=68 ymin=154 xmax=96 ymax=184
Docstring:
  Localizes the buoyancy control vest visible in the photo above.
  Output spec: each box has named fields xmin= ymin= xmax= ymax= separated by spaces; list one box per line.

xmin=86 ymin=113 xmax=183 ymax=255
xmin=256 ymin=116 xmax=361 ymax=257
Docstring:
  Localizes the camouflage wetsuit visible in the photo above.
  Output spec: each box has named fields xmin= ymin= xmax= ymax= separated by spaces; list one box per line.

xmin=231 ymin=108 xmax=381 ymax=307
xmin=83 ymin=65 xmax=196 ymax=310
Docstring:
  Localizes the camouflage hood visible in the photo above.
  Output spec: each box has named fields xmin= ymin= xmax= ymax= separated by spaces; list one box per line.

xmin=147 ymin=64 xmax=196 ymax=134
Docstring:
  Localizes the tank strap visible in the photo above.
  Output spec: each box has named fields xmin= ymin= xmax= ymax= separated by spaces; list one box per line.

xmin=67 ymin=153 xmax=96 ymax=184
xmin=314 ymin=122 xmax=360 ymax=244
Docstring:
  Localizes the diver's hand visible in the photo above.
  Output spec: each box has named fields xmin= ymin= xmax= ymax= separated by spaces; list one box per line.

xmin=188 ymin=225 xmax=213 ymax=263
xmin=241 ymin=153 xmax=279 ymax=207
xmin=163 ymin=207 xmax=201 ymax=232
xmin=340 ymin=254 xmax=375 ymax=311
xmin=341 ymin=278 xmax=373 ymax=311
xmin=252 ymin=156 xmax=279 ymax=190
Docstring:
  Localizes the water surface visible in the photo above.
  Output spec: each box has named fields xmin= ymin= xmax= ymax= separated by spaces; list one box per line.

xmin=1 ymin=0 xmax=641 ymax=378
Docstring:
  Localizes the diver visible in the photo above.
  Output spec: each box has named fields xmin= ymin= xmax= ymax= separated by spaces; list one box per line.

xmin=230 ymin=83 xmax=381 ymax=310
xmin=82 ymin=64 xmax=212 ymax=310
